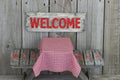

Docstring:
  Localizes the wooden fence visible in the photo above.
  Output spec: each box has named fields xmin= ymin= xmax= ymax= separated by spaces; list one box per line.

xmin=0 ymin=0 xmax=119 ymax=77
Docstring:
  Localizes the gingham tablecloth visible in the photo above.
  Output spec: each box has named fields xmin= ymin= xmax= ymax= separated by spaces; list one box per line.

xmin=33 ymin=38 xmax=81 ymax=78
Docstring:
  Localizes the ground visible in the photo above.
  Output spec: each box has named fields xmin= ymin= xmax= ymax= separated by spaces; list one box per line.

xmin=0 ymin=74 xmax=81 ymax=80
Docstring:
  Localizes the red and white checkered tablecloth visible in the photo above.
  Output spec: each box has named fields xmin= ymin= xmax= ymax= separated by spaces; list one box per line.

xmin=33 ymin=38 xmax=81 ymax=78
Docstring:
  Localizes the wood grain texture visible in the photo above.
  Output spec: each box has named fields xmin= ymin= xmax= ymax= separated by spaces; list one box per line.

xmin=22 ymin=0 xmax=48 ymax=48
xmin=104 ymin=0 xmax=113 ymax=74
xmin=77 ymin=0 xmax=104 ymax=50
xmin=26 ymin=13 xmax=86 ymax=32
xmin=91 ymin=0 xmax=104 ymax=50
xmin=104 ymin=0 xmax=120 ymax=75
xmin=0 ymin=75 xmax=22 ymax=80
xmin=93 ymin=75 xmax=120 ymax=80
xmin=49 ymin=0 xmax=77 ymax=48
xmin=0 ymin=0 xmax=105 ymax=75
xmin=0 ymin=0 xmax=21 ymax=75
xmin=77 ymin=0 xmax=87 ymax=50
xmin=77 ymin=0 xmax=104 ymax=77
xmin=90 ymin=0 xmax=104 ymax=76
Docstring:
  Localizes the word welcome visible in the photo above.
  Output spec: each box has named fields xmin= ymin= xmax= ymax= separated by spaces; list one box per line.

xmin=26 ymin=13 xmax=86 ymax=32
xmin=30 ymin=17 xmax=80 ymax=29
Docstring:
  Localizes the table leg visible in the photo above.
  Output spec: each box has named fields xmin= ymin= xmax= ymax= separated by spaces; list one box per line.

xmin=25 ymin=72 xmax=35 ymax=80
xmin=23 ymin=72 xmax=27 ymax=80
xmin=21 ymin=68 xmax=34 ymax=80
xmin=78 ymin=71 xmax=88 ymax=80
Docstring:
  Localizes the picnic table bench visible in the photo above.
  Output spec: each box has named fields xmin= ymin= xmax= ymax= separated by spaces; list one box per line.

xmin=10 ymin=49 xmax=104 ymax=80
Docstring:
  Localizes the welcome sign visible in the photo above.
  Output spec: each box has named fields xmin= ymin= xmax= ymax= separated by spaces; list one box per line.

xmin=25 ymin=13 xmax=86 ymax=32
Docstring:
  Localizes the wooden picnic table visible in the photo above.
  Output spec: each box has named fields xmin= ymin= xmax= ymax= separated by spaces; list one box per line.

xmin=10 ymin=49 xmax=104 ymax=80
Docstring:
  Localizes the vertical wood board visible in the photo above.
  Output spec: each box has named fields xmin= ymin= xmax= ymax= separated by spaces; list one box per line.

xmin=91 ymin=0 xmax=104 ymax=50
xmin=77 ymin=0 xmax=104 ymax=76
xmin=77 ymin=0 xmax=87 ymax=50
xmin=91 ymin=0 xmax=104 ymax=75
xmin=104 ymin=0 xmax=120 ymax=74
xmin=0 ymin=0 xmax=21 ymax=75
xmin=22 ymin=0 xmax=49 ymax=48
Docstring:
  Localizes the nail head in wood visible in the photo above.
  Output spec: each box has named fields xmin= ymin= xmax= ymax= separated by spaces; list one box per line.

xmin=44 ymin=3 xmax=45 ymax=6
xmin=6 ymin=45 xmax=9 ymax=48
xmin=16 ymin=2 xmax=17 ymax=5
xmin=54 ymin=0 xmax=56 ymax=4
xmin=25 ymin=2 xmax=28 ymax=4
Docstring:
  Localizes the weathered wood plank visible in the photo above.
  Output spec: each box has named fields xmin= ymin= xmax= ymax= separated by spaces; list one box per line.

xmin=77 ymin=0 xmax=104 ymax=51
xmin=104 ymin=0 xmax=120 ymax=75
xmin=0 ymin=75 xmax=22 ymax=80
xmin=86 ymin=0 xmax=93 ymax=49
xmin=104 ymin=0 xmax=112 ymax=75
xmin=0 ymin=0 xmax=21 ymax=75
xmin=26 ymin=13 xmax=86 ymax=32
xmin=77 ymin=0 xmax=87 ymax=50
xmin=90 ymin=0 xmax=104 ymax=77
xmin=78 ymin=0 xmax=104 ymax=77
xmin=49 ymin=0 xmax=77 ymax=48
xmin=22 ymin=0 xmax=48 ymax=48
xmin=91 ymin=0 xmax=98 ymax=49
xmin=91 ymin=0 xmax=104 ymax=50
xmin=93 ymin=75 xmax=120 ymax=80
